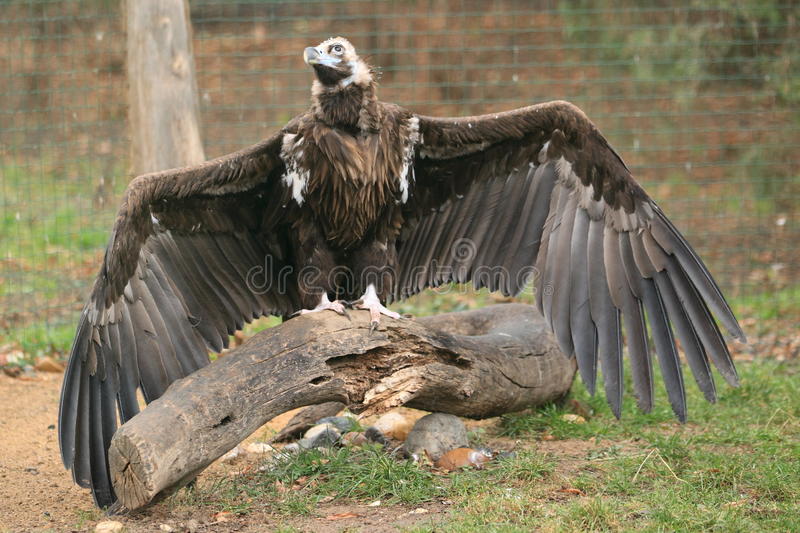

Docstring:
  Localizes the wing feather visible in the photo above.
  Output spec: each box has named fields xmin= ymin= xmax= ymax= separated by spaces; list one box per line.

xmin=605 ymin=227 xmax=653 ymax=412
xmin=568 ymin=208 xmax=598 ymax=394
xmin=400 ymin=100 xmax=742 ymax=422
xmin=58 ymin=125 xmax=303 ymax=508
xmin=588 ymin=218 xmax=624 ymax=418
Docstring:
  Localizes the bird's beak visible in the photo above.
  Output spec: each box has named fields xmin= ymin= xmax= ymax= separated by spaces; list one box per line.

xmin=304 ymin=47 xmax=341 ymax=67
xmin=303 ymin=47 xmax=321 ymax=65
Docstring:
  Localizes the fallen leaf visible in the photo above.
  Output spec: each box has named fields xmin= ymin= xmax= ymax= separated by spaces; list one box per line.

xmin=212 ymin=511 xmax=231 ymax=523
xmin=558 ymin=487 xmax=586 ymax=496
xmin=724 ymin=499 xmax=749 ymax=508
xmin=409 ymin=507 xmax=429 ymax=514
xmin=325 ymin=512 xmax=362 ymax=520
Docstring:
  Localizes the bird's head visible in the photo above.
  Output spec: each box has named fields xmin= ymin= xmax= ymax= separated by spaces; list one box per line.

xmin=303 ymin=37 xmax=373 ymax=90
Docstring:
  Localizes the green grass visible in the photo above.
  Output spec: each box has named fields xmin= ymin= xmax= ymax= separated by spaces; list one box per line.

xmin=0 ymin=154 xmax=128 ymax=359
xmin=167 ymin=360 xmax=798 ymax=531
xmin=730 ymin=283 xmax=800 ymax=326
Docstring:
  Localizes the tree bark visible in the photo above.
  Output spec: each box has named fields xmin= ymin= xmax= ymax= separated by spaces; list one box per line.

xmin=126 ymin=0 xmax=205 ymax=175
xmin=108 ymin=304 xmax=576 ymax=511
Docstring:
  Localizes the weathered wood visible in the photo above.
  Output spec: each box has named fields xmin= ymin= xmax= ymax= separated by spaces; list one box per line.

xmin=126 ymin=0 xmax=205 ymax=174
xmin=108 ymin=304 xmax=576 ymax=511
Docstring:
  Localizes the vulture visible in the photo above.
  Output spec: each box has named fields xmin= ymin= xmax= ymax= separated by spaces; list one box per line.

xmin=59 ymin=37 xmax=745 ymax=507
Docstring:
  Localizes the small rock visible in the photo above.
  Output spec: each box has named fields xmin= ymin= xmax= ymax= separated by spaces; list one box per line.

xmin=403 ymin=413 xmax=468 ymax=461
xmin=159 ymin=525 xmax=176 ymax=532
xmin=2 ymin=366 xmax=21 ymax=378
xmin=316 ymin=415 xmax=358 ymax=433
xmin=95 ymin=521 xmax=125 ymax=533
xmin=185 ymin=519 xmax=200 ymax=533
xmin=0 ymin=346 xmax=24 ymax=366
xmin=19 ymin=365 xmax=38 ymax=380
xmin=342 ymin=431 xmax=368 ymax=446
xmin=220 ymin=445 xmax=243 ymax=462
xmin=560 ymin=413 xmax=586 ymax=424
xmin=299 ymin=424 xmax=340 ymax=449
xmin=372 ymin=411 xmax=415 ymax=441
xmin=245 ymin=442 xmax=276 ymax=455
xmin=409 ymin=507 xmax=429 ymax=514
xmin=435 ymin=447 xmax=492 ymax=471
xmin=34 ymin=356 xmax=64 ymax=373
xmin=367 ymin=500 xmax=381 ymax=507
xmin=364 ymin=426 xmax=388 ymax=445
xmin=282 ymin=443 xmax=301 ymax=454
xmin=496 ymin=450 xmax=517 ymax=461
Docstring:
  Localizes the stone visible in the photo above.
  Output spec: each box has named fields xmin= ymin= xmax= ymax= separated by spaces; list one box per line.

xmin=282 ymin=442 xmax=301 ymax=454
xmin=159 ymin=525 xmax=176 ymax=532
xmin=403 ymin=413 xmax=469 ymax=461
xmin=364 ymin=426 xmax=388 ymax=445
xmin=560 ymin=413 xmax=586 ymax=424
xmin=316 ymin=415 xmax=358 ymax=433
xmin=95 ymin=521 xmax=125 ymax=533
xmin=2 ymin=366 xmax=21 ymax=378
xmin=34 ymin=356 xmax=64 ymax=373
xmin=372 ymin=411 xmax=415 ymax=441
xmin=342 ymin=431 xmax=368 ymax=446
xmin=299 ymin=423 xmax=340 ymax=449
xmin=220 ymin=445 xmax=243 ymax=462
xmin=245 ymin=442 xmax=276 ymax=455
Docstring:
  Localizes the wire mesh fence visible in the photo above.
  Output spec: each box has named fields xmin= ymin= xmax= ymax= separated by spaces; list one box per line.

xmin=1 ymin=1 xmax=798 ymax=356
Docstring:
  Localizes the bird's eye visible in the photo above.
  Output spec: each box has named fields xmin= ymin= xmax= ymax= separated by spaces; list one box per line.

xmin=331 ymin=44 xmax=344 ymax=54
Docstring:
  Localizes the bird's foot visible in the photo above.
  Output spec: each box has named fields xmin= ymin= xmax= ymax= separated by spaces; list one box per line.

xmin=294 ymin=295 xmax=349 ymax=318
xmin=351 ymin=284 xmax=402 ymax=333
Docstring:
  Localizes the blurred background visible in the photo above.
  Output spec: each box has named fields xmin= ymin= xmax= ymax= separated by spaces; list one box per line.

xmin=0 ymin=1 xmax=797 ymax=362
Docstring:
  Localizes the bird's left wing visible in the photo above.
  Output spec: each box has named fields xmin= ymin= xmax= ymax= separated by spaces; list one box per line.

xmin=396 ymin=101 xmax=745 ymax=421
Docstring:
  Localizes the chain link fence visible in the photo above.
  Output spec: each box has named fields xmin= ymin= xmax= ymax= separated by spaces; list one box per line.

xmin=1 ymin=1 xmax=798 ymax=356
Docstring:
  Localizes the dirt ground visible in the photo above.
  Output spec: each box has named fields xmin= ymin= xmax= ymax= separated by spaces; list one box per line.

xmin=0 ymin=372 xmax=455 ymax=532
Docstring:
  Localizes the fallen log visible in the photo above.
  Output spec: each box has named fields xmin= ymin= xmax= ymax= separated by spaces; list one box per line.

xmin=108 ymin=303 xmax=577 ymax=510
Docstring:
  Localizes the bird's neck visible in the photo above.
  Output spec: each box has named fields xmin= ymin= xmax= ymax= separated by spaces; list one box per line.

xmin=312 ymin=82 xmax=381 ymax=132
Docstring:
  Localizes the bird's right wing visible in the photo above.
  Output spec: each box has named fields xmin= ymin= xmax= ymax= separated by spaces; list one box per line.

xmin=59 ymin=122 xmax=304 ymax=507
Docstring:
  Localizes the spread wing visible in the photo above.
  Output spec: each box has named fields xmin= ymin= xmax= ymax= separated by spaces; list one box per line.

xmin=396 ymin=101 xmax=745 ymax=422
xmin=58 ymin=124 xmax=303 ymax=507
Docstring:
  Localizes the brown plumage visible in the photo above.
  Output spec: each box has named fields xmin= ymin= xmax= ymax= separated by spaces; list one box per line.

xmin=59 ymin=37 xmax=745 ymax=507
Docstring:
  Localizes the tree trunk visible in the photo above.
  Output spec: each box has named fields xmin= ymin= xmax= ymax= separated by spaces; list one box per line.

xmin=126 ymin=0 xmax=205 ymax=174
xmin=108 ymin=304 xmax=576 ymax=511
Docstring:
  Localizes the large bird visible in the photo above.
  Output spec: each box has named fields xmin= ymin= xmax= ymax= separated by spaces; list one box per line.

xmin=59 ymin=37 xmax=745 ymax=507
